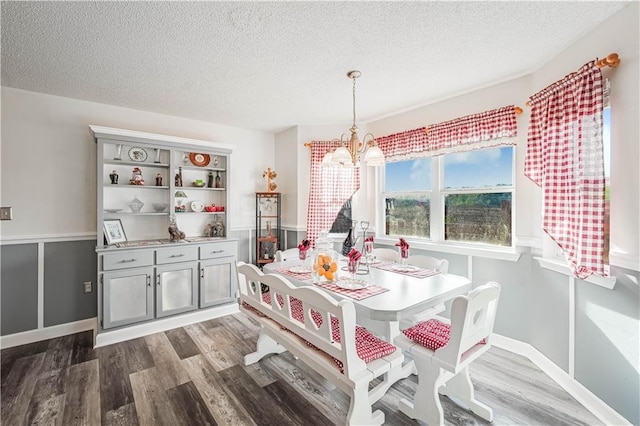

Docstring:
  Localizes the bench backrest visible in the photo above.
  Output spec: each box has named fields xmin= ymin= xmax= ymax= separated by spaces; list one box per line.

xmin=237 ymin=262 xmax=367 ymax=378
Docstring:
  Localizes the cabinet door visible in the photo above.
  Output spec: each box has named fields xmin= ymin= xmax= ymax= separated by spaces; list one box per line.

xmin=156 ymin=262 xmax=199 ymax=318
xmin=200 ymin=257 xmax=237 ymax=308
xmin=103 ymin=267 xmax=154 ymax=329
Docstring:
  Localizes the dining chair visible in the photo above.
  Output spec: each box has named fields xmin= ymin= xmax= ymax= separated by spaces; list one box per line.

xmin=394 ymin=282 xmax=501 ymax=426
xmin=274 ymin=248 xmax=299 ymax=262
xmin=407 ymin=254 xmax=449 ymax=273
xmin=371 ymin=248 xmax=400 ymax=262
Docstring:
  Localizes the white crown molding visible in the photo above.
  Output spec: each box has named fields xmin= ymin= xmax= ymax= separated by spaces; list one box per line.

xmin=491 ymin=333 xmax=631 ymax=426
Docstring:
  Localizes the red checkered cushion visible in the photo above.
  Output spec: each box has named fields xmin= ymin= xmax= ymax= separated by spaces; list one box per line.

xmin=259 ymin=291 xmax=396 ymax=371
xmin=403 ymin=318 xmax=487 ymax=351
xmin=403 ymin=318 xmax=452 ymax=351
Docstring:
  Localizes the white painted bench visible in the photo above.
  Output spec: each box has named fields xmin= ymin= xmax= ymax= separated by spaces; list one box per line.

xmin=236 ymin=262 xmax=405 ymax=426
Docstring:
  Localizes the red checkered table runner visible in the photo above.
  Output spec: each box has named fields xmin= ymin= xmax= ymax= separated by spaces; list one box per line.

xmin=371 ymin=262 xmax=441 ymax=279
xmin=314 ymin=280 xmax=389 ymax=301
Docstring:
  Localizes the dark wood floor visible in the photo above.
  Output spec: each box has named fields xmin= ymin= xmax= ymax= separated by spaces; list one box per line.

xmin=1 ymin=313 xmax=602 ymax=425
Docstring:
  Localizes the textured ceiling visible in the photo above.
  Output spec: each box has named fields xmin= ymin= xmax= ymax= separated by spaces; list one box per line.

xmin=1 ymin=1 xmax=629 ymax=133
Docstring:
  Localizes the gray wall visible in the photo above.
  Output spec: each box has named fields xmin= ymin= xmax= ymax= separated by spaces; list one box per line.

xmin=1 ymin=244 xmax=39 ymax=335
xmin=575 ymin=266 xmax=639 ymax=425
xmin=43 ymin=240 xmax=97 ymax=326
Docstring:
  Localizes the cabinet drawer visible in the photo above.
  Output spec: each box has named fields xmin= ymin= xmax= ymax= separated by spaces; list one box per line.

xmin=200 ymin=242 xmax=237 ymax=259
xmin=156 ymin=246 xmax=198 ymax=264
xmin=103 ymin=250 xmax=154 ymax=271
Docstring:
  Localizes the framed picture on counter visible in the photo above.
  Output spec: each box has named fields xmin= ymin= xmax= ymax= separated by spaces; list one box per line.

xmin=103 ymin=219 xmax=127 ymax=245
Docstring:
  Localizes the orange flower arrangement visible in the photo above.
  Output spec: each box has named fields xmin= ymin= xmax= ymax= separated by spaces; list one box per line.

xmin=315 ymin=253 xmax=338 ymax=281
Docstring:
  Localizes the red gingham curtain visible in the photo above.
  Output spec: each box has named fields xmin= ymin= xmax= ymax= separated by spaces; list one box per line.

xmin=525 ymin=61 xmax=605 ymax=278
xmin=377 ymin=106 xmax=517 ymax=162
xmin=306 ymin=141 xmax=360 ymax=246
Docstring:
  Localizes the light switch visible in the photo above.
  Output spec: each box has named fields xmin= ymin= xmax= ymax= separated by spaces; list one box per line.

xmin=0 ymin=207 xmax=12 ymax=220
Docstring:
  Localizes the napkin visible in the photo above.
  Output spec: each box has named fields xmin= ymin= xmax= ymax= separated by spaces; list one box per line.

xmin=395 ymin=237 xmax=409 ymax=249
xmin=298 ymin=239 xmax=311 ymax=252
xmin=348 ymin=248 xmax=362 ymax=262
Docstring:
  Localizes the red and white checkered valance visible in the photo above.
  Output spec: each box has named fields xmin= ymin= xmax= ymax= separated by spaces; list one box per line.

xmin=377 ymin=105 xmax=518 ymax=162
xmin=525 ymin=61 xmax=605 ymax=279
xmin=306 ymin=141 xmax=360 ymax=246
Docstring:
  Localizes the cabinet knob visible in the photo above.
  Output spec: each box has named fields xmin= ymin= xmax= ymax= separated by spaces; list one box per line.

xmin=146 ymin=275 xmax=151 ymax=286
xmin=169 ymin=254 xmax=185 ymax=258
xmin=119 ymin=258 xmax=137 ymax=263
xmin=211 ymin=250 xmax=224 ymax=254
xmin=157 ymin=274 xmax=161 ymax=285
xmin=200 ymin=268 xmax=204 ymax=279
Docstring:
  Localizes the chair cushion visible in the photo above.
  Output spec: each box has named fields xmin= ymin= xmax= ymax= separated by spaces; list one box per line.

xmin=403 ymin=318 xmax=487 ymax=351
xmin=259 ymin=291 xmax=396 ymax=371
xmin=403 ymin=318 xmax=451 ymax=351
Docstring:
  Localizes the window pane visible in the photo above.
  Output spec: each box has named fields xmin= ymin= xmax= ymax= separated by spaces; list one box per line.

xmin=444 ymin=147 xmax=513 ymax=189
xmin=385 ymin=158 xmax=431 ymax=192
xmin=329 ymin=198 xmax=352 ymax=233
xmin=385 ymin=196 xmax=430 ymax=238
xmin=445 ymin=193 xmax=511 ymax=246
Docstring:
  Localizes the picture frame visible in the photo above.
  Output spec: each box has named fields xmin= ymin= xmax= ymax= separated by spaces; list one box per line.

xmin=103 ymin=219 xmax=127 ymax=245
xmin=258 ymin=237 xmax=277 ymax=261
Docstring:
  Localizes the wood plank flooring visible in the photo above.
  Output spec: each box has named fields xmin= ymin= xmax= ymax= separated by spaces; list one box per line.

xmin=1 ymin=313 xmax=602 ymax=425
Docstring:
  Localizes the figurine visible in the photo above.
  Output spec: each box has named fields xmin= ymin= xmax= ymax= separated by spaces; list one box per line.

xmin=109 ymin=170 xmax=118 ymax=184
xmin=262 ymin=167 xmax=277 ymax=192
xmin=130 ymin=167 xmax=144 ymax=185
xmin=215 ymin=171 xmax=221 ymax=188
xmin=203 ymin=223 xmax=213 ymax=237
xmin=207 ymin=171 xmax=214 ymax=188
xmin=175 ymin=166 xmax=183 ymax=187
xmin=212 ymin=215 xmax=225 ymax=237
xmin=168 ymin=215 xmax=186 ymax=242
xmin=155 ymin=173 xmax=163 ymax=186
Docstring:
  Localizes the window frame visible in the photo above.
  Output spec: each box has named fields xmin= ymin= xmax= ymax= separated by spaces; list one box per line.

xmin=379 ymin=146 xmax=517 ymax=251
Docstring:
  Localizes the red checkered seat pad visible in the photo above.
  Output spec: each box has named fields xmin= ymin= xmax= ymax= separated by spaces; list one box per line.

xmin=403 ymin=319 xmax=451 ymax=351
xmin=403 ymin=318 xmax=486 ymax=351
xmin=259 ymin=291 xmax=396 ymax=370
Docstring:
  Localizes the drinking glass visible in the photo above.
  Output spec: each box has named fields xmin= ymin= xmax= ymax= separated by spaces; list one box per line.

xmin=347 ymin=259 xmax=360 ymax=280
xmin=364 ymin=241 xmax=374 ymax=263
xmin=399 ymin=247 xmax=410 ymax=266
xmin=299 ymin=249 xmax=307 ymax=261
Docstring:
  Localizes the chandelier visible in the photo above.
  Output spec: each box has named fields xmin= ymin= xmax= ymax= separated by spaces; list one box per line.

xmin=322 ymin=71 xmax=385 ymax=168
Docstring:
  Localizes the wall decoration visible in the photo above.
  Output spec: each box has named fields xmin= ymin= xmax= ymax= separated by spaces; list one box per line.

xmin=103 ymin=219 xmax=127 ymax=245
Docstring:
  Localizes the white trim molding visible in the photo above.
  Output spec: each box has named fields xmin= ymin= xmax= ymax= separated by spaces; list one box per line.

xmin=609 ymin=251 xmax=640 ymax=272
xmin=535 ymin=257 xmax=617 ymax=289
xmin=0 ymin=318 xmax=97 ymax=349
xmin=95 ymin=304 xmax=239 ymax=348
xmin=492 ymin=333 xmax=632 ymax=426
xmin=0 ymin=232 xmax=97 ymax=245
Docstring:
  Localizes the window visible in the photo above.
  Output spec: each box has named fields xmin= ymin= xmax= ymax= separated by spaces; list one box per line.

xmin=382 ymin=146 xmax=515 ymax=247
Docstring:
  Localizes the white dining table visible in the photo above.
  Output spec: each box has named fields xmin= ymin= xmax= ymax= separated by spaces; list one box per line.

xmin=263 ymin=258 xmax=472 ymax=342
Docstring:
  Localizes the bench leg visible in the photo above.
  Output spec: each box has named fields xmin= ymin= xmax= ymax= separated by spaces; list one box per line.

xmin=440 ymin=365 xmax=493 ymax=422
xmin=244 ymin=330 xmax=286 ymax=366
xmin=399 ymin=361 xmax=446 ymax=426
xmin=347 ymin=382 xmax=384 ymax=426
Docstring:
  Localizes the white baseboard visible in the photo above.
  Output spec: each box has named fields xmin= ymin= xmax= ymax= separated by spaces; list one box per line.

xmin=0 ymin=318 xmax=97 ymax=349
xmin=492 ymin=334 xmax=631 ymax=426
xmin=94 ymin=304 xmax=239 ymax=348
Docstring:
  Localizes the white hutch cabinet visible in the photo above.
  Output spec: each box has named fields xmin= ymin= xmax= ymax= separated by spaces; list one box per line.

xmin=91 ymin=126 xmax=239 ymax=346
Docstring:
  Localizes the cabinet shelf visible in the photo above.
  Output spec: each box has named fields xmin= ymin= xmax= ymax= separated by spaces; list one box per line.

xmin=177 ymin=187 xmax=226 ymax=191
xmin=178 ymin=165 xmax=226 ymax=172
xmin=105 ymin=160 xmax=170 ymax=168
xmin=104 ymin=185 xmax=170 ymax=190
xmin=104 ymin=212 xmax=169 ymax=216
xmin=174 ymin=212 xmax=226 ymax=215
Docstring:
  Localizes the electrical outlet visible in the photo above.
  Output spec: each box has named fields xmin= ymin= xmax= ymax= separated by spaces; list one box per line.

xmin=83 ymin=281 xmax=92 ymax=293
xmin=0 ymin=207 xmax=12 ymax=220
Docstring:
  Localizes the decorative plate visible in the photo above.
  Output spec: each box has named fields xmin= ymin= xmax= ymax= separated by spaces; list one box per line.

xmin=335 ymin=278 xmax=369 ymax=290
xmin=392 ymin=264 xmax=419 ymax=272
xmin=189 ymin=152 xmax=211 ymax=167
xmin=190 ymin=200 xmax=204 ymax=212
xmin=288 ymin=265 xmax=310 ymax=274
xmin=104 ymin=208 xmax=123 ymax=214
xmin=128 ymin=147 xmax=148 ymax=162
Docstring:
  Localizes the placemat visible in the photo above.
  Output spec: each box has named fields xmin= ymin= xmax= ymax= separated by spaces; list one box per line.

xmin=276 ymin=267 xmax=312 ymax=281
xmin=314 ymin=280 xmax=389 ymax=301
xmin=372 ymin=262 xmax=441 ymax=279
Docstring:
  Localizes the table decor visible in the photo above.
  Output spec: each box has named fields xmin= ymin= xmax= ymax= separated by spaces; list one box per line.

xmin=372 ymin=261 xmax=441 ymax=278
xmin=315 ymin=281 xmax=389 ymax=301
xmin=297 ymin=238 xmax=311 ymax=260
xmin=395 ymin=237 xmax=410 ymax=266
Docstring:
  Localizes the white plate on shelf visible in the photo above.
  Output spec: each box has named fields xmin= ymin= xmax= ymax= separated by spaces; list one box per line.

xmin=104 ymin=208 xmax=123 ymax=214
xmin=288 ymin=265 xmax=310 ymax=274
xmin=392 ymin=264 xmax=419 ymax=272
xmin=335 ymin=278 xmax=369 ymax=290
xmin=190 ymin=200 xmax=204 ymax=212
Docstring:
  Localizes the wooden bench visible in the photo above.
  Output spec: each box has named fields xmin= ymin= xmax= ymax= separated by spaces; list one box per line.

xmin=237 ymin=262 xmax=405 ymax=426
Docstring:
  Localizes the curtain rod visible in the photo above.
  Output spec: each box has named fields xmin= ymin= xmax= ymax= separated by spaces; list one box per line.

xmin=526 ymin=52 xmax=620 ymax=106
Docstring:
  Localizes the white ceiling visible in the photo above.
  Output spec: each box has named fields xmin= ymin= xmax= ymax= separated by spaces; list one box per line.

xmin=1 ymin=1 xmax=629 ymax=133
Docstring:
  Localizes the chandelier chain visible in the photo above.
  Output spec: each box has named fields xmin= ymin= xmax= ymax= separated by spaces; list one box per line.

xmin=352 ymin=75 xmax=357 ymax=128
